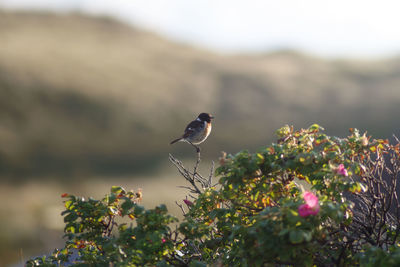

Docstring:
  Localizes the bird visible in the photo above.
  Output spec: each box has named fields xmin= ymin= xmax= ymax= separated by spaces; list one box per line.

xmin=170 ymin=113 xmax=214 ymax=152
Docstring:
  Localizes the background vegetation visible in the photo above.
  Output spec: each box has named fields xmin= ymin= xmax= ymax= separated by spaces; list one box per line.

xmin=1 ymin=10 xmax=400 ymax=266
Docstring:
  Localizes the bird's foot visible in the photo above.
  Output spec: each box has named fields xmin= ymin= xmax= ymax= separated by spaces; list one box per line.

xmin=188 ymin=141 xmax=200 ymax=153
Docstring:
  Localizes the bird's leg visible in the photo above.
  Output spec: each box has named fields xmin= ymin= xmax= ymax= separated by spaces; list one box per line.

xmin=188 ymin=141 xmax=200 ymax=153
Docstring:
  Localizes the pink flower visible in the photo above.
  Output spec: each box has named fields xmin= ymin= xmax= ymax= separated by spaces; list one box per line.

xmin=298 ymin=204 xmax=318 ymax=217
xmin=303 ymin=192 xmax=318 ymax=208
xmin=162 ymin=238 xmax=166 ymax=243
xmin=298 ymin=191 xmax=320 ymax=217
xmin=183 ymin=199 xmax=193 ymax=206
xmin=335 ymin=164 xmax=348 ymax=177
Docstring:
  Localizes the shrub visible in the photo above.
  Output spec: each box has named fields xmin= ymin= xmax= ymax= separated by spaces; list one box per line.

xmin=27 ymin=124 xmax=400 ymax=266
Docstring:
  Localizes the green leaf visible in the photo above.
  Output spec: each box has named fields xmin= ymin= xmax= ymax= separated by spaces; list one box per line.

xmin=108 ymin=206 xmax=119 ymax=215
xmin=111 ymin=186 xmax=126 ymax=195
xmin=289 ymin=230 xmax=304 ymax=244
xmin=279 ymin=228 xmax=290 ymax=236
xmin=308 ymin=124 xmax=324 ymax=132
xmin=256 ymin=153 xmax=264 ymax=162
xmin=134 ymin=205 xmax=145 ymax=216
xmin=64 ymin=200 xmax=74 ymax=209
xmin=302 ymin=231 xmax=313 ymax=242
xmin=121 ymin=199 xmax=135 ymax=214
xmin=64 ymin=212 xmax=78 ymax=222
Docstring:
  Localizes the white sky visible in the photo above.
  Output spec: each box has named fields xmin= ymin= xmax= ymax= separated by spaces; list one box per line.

xmin=2 ymin=0 xmax=400 ymax=58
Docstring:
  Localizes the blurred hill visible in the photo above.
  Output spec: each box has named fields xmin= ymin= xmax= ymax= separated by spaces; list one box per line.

xmin=1 ymin=10 xmax=400 ymax=179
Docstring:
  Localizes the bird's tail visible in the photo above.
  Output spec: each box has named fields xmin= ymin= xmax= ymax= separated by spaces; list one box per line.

xmin=170 ymin=138 xmax=182 ymax=145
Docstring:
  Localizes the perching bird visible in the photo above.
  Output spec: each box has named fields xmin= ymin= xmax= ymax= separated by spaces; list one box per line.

xmin=170 ymin=113 xmax=214 ymax=151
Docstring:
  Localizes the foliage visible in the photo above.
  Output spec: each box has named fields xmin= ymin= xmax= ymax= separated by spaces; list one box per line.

xmin=357 ymin=245 xmax=400 ymax=266
xmin=27 ymin=124 xmax=400 ymax=266
xmin=27 ymin=187 xmax=180 ymax=266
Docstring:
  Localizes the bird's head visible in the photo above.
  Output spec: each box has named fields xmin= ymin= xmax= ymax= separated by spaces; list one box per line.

xmin=198 ymin=113 xmax=214 ymax=123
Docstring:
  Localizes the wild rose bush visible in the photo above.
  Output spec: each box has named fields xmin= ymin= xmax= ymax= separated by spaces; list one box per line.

xmin=27 ymin=124 xmax=400 ymax=266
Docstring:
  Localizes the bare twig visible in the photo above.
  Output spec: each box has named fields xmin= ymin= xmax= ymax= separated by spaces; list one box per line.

xmin=192 ymin=144 xmax=201 ymax=176
xmin=169 ymin=153 xmax=202 ymax=194
xmin=175 ymin=201 xmax=187 ymax=216
xmin=208 ymin=161 xmax=215 ymax=188
xmin=169 ymin=148 xmax=215 ymax=195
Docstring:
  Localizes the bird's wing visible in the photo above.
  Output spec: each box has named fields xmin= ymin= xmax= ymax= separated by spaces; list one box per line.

xmin=183 ymin=120 xmax=204 ymax=138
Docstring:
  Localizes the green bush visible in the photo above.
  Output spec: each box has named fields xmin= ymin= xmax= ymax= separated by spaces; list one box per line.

xmin=27 ymin=124 xmax=400 ymax=266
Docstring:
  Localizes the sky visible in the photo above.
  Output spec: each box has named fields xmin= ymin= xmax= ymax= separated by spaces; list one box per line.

xmin=1 ymin=0 xmax=400 ymax=58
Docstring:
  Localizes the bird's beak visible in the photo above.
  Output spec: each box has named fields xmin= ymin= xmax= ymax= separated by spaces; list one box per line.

xmin=210 ymin=116 xmax=215 ymax=119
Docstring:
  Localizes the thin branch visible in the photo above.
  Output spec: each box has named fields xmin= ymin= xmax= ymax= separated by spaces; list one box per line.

xmin=192 ymin=144 xmax=201 ymax=176
xmin=175 ymin=201 xmax=187 ymax=216
xmin=169 ymin=147 xmax=215 ymax=195
xmin=208 ymin=160 xmax=215 ymax=188
xmin=169 ymin=153 xmax=202 ymax=194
